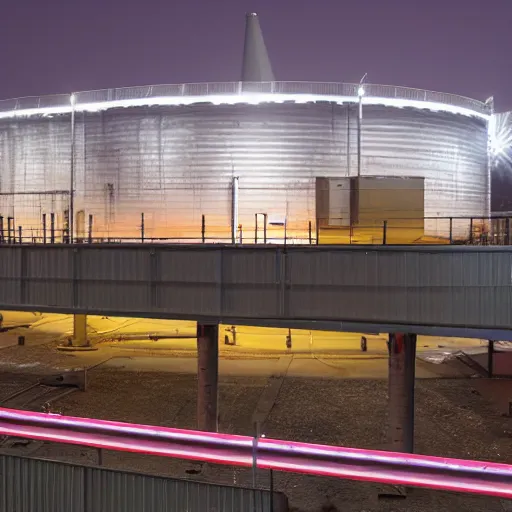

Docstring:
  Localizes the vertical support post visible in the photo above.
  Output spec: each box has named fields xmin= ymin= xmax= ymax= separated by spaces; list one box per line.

xmin=140 ymin=213 xmax=145 ymax=243
xmin=357 ymin=91 xmax=363 ymax=179
xmin=347 ymin=103 xmax=351 ymax=177
xmin=50 ymin=213 xmax=55 ymax=244
xmin=75 ymin=210 xmax=85 ymax=243
xmin=239 ymin=224 xmax=243 ymax=244
xmin=63 ymin=209 xmax=70 ymax=244
xmin=269 ymin=469 xmax=274 ymax=512
xmin=308 ymin=221 xmax=312 ymax=245
xmin=263 ymin=214 xmax=267 ymax=244
xmin=197 ymin=323 xmax=219 ymax=432
xmin=506 ymin=218 xmax=510 ymax=245
xmin=231 ymin=176 xmax=239 ymax=244
xmin=488 ymin=340 xmax=495 ymax=378
xmin=18 ymin=226 xmax=22 ymax=244
xmin=7 ymin=217 xmax=13 ymax=244
xmin=42 ymin=214 xmax=47 ymax=244
xmin=383 ymin=220 xmax=387 ymax=245
xmin=71 ymin=314 xmax=89 ymax=347
xmin=88 ymin=215 xmax=93 ymax=244
xmin=315 ymin=218 xmax=319 ymax=245
xmin=469 ymin=217 xmax=474 ymax=244
xmin=387 ymin=333 xmax=416 ymax=454
xmin=449 ymin=217 xmax=453 ymax=244
xmin=252 ymin=421 xmax=260 ymax=488
xmin=255 ymin=214 xmax=258 ymax=244
xmin=69 ymin=94 xmax=76 ymax=245
xmin=201 ymin=214 xmax=206 ymax=243
xmin=0 ymin=216 xmax=4 ymax=244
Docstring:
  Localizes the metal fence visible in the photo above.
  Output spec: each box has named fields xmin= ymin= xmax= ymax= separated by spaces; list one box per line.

xmin=0 ymin=213 xmax=509 ymax=247
xmin=0 ymin=81 xmax=490 ymax=115
xmin=0 ymin=454 xmax=287 ymax=512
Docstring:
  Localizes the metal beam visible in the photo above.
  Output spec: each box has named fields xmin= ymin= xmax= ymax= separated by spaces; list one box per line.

xmin=0 ymin=244 xmax=512 ymax=339
xmin=197 ymin=324 xmax=219 ymax=432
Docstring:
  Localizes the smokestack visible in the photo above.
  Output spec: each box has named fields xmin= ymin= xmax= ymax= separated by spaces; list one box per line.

xmin=241 ymin=13 xmax=275 ymax=82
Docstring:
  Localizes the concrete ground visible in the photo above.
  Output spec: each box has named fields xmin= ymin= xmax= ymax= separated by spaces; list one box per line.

xmin=0 ymin=311 xmax=510 ymax=511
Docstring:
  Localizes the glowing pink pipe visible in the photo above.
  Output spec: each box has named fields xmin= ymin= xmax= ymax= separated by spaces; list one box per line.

xmin=0 ymin=407 xmax=510 ymax=498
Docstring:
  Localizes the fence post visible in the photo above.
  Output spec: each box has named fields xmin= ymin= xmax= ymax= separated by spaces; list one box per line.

xmin=488 ymin=341 xmax=495 ymax=378
xmin=254 ymin=214 xmax=258 ymax=244
xmin=0 ymin=216 xmax=4 ymax=244
xmin=263 ymin=214 xmax=267 ymax=244
xmin=88 ymin=215 xmax=93 ymax=244
xmin=42 ymin=214 xmax=47 ymax=244
xmin=315 ymin=218 xmax=319 ymax=245
xmin=141 ymin=213 xmax=145 ymax=243
xmin=382 ymin=220 xmax=387 ymax=245
xmin=18 ymin=226 xmax=22 ymax=244
xmin=238 ymin=224 xmax=243 ymax=244
xmin=506 ymin=218 xmax=510 ymax=245
xmin=7 ymin=217 xmax=13 ymax=244
xmin=50 ymin=213 xmax=55 ymax=244
xmin=449 ymin=217 xmax=453 ymax=244
xmin=201 ymin=214 xmax=206 ymax=243
xmin=469 ymin=218 xmax=473 ymax=244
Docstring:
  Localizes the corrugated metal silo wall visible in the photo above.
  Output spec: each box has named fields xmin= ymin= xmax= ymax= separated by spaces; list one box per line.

xmin=0 ymin=102 xmax=488 ymax=241
xmin=0 ymin=454 xmax=287 ymax=512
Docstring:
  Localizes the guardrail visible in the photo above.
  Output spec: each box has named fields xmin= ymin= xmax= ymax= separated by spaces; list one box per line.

xmin=0 ymin=81 xmax=490 ymax=115
xmin=0 ymin=407 xmax=510 ymax=498
xmin=0 ymin=214 xmax=507 ymax=246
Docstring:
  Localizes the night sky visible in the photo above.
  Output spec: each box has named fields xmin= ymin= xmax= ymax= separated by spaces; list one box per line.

xmin=1 ymin=0 xmax=511 ymax=111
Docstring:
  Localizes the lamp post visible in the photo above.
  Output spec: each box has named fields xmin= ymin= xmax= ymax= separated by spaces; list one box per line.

xmin=231 ymin=176 xmax=239 ymax=244
xmin=69 ymin=93 xmax=76 ymax=244
xmin=357 ymin=73 xmax=367 ymax=179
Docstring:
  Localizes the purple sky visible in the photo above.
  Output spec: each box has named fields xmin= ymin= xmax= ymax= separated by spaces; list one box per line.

xmin=1 ymin=0 xmax=511 ymax=110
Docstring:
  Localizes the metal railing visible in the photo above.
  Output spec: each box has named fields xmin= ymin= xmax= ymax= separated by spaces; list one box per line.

xmin=0 ymin=81 xmax=490 ymax=115
xmin=0 ymin=214 xmax=509 ymax=246
xmin=0 ymin=407 xmax=510 ymax=498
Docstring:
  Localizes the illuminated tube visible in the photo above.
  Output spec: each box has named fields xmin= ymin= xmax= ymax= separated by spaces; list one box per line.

xmin=0 ymin=407 xmax=510 ymax=498
xmin=0 ymin=94 xmax=490 ymax=121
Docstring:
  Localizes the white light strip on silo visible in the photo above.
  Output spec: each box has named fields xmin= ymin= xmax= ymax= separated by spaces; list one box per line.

xmin=0 ymin=94 xmax=490 ymax=121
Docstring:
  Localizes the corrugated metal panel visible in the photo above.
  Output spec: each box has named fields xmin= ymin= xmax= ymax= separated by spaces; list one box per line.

xmin=2 ymin=245 xmax=512 ymax=330
xmin=0 ymin=100 xmax=488 ymax=242
xmin=0 ymin=455 xmax=286 ymax=512
xmin=0 ymin=246 xmax=21 ymax=304
xmin=222 ymin=247 xmax=281 ymax=317
xmin=77 ymin=248 xmax=151 ymax=312
xmin=156 ymin=247 xmax=221 ymax=316
xmin=25 ymin=247 xmax=73 ymax=307
xmin=285 ymin=248 xmax=512 ymax=327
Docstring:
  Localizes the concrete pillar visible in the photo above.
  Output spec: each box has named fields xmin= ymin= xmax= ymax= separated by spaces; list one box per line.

xmin=71 ymin=314 xmax=89 ymax=347
xmin=387 ymin=333 xmax=417 ymax=453
xmin=197 ymin=323 xmax=219 ymax=432
xmin=58 ymin=314 xmax=96 ymax=351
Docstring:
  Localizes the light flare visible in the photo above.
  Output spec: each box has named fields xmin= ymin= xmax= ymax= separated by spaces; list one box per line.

xmin=490 ymin=111 xmax=512 ymax=170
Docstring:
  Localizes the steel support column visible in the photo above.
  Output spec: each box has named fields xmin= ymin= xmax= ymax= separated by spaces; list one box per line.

xmin=387 ymin=333 xmax=417 ymax=453
xmin=72 ymin=314 xmax=89 ymax=347
xmin=197 ymin=323 xmax=219 ymax=432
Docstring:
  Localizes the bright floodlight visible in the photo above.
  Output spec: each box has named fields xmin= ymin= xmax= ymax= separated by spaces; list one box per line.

xmin=70 ymin=93 xmax=76 ymax=106
xmin=489 ymin=111 xmax=512 ymax=169
xmin=358 ymin=86 xmax=365 ymax=97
